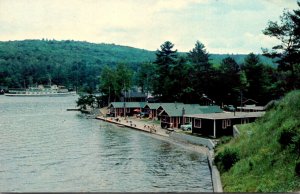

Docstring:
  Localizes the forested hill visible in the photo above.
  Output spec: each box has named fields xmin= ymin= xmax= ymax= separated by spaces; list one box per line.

xmin=0 ymin=39 xmax=275 ymax=90
xmin=0 ymin=39 xmax=155 ymax=89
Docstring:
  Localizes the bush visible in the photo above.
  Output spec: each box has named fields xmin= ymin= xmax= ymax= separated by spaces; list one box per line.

xmin=295 ymin=162 xmax=300 ymax=176
xmin=278 ymin=130 xmax=296 ymax=148
xmin=218 ymin=136 xmax=232 ymax=146
xmin=215 ymin=148 xmax=240 ymax=172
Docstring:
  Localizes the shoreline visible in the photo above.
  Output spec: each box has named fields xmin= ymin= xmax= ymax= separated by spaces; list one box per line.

xmin=95 ymin=115 xmax=223 ymax=192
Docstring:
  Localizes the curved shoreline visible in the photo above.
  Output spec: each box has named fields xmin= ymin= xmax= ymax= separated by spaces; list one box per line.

xmin=96 ymin=116 xmax=223 ymax=192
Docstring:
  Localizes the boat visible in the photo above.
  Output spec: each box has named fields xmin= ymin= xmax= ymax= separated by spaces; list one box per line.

xmin=4 ymin=84 xmax=76 ymax=97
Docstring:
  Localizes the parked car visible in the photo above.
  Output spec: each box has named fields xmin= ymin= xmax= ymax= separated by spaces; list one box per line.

xmin=136 ymin=112 xmax=149 ymax=118
xmin=224 ymin=105 xmax=236 ymax=112
xmin=181 ymin=122 xmax=192 ymax=131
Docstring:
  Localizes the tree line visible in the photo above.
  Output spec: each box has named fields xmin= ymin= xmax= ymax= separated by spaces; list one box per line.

xmin=99 ymin=41 xmax=277 ymax=106
xmin=0 ymin=39 xmax=155 ymax=92
xmin=99 ymin=2 xmax=300 ymax=106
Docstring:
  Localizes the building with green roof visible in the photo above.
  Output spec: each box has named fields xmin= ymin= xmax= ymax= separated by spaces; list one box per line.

xmin=143 ymin=103 xmax=184 ymax=119
xmin=158 ymin=104 xmax=223 ymax=129
xmin=108 ymin=102 xmax=146 ymax=117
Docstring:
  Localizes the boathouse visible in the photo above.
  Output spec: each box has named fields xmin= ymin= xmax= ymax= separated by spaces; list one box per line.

xmin=108 ymin=102 xmax=146 ymax=117
xmin=184 ymin=111 xmax=265 ymax=138
xmin=159 ymin=104 xmax=223 ymax=129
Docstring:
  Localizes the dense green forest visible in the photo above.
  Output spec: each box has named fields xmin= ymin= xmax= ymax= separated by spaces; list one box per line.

xmin=0 ymin=39 xmax=155 ymax=90
xmin=0 ymin=39 xmax=275 ymax=92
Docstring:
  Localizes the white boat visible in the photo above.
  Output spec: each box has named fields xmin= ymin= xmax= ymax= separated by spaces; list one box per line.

xmin=4 ymin=85 xmax=76 ymax=97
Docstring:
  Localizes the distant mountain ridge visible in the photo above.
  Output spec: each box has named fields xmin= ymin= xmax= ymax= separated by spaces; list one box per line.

xmin=0 ymin=39 xmax=276 ymax=89
xmin=0 ymin=39 xmax=276 ymax=66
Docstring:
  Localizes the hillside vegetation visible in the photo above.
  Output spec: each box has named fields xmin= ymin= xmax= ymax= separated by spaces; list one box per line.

xmin=0 ymin=39 xmax=275 ymax=90
xmin=215 ymin=90 xmax=300 ymax=192
xmin=0 ymin=39 xmax=155 ymax=89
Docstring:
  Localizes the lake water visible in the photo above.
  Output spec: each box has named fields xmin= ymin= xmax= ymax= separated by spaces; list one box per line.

xmin=0 ymin=96 xmax=212 ymax=192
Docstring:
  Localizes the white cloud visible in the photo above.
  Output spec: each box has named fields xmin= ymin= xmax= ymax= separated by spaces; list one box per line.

xmin=0 ymin=0 xmax=298 ymax=53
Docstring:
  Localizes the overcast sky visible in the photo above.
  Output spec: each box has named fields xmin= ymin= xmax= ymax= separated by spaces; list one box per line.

xmin=0 ymin=0 xmax=298 ymax=53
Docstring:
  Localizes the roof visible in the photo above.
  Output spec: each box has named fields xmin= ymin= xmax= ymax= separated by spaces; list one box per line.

xmin=237 ymin=106 xmax=265 ymax=111
xmin=185 ymin=111 xmax=265 ymax=120
xmin=122 ymin=91 xmax=146 ymax=98
xmin=243 ymin=99 xmax=258 ymax=104
xmin=144 ymin=102 xmax=184 ymax=110
xmin=109 ymin=102 xmax=146 ymax=108
xmin=159 ymin=104 xmax=223 ymax=117
xmin=199 ymin=96 xmax=214 ymax=102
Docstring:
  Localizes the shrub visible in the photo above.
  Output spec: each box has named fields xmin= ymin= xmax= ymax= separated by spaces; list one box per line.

xmin=249 ymin=160 xmax=254 ymax=171
xmin=295 ymin=162 xmax=300 ymax=176
xmin=279 ymin=129 xmax=300 ymax=157
xmin=215 ymin=148 xmax=240 ymax=172
xmin=218 ymin=136 xmax=232 ymax=146
xmin=278 ymin=130 xmax=296 ymax=148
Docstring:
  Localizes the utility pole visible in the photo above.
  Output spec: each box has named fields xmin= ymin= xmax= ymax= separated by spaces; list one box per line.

xmin=108 ymin=86 xmax=111 ymax=106
xmin=124 ymin=83 xmax=126 ymax=118
xmin=240 ymin=90 xmax=243 ymax=112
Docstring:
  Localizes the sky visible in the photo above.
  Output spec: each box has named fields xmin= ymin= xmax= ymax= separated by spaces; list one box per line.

xmin=0 ymin=0 xmax=298 ymax=54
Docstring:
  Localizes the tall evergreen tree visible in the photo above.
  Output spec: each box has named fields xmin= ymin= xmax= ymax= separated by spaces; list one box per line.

xmin=188 ymin=41 xmax=210 ymax=71
xmin=187 ymin=41 xmax=214 ymax=102
xmin=218 ymin=57 xmax=241 ymax=105
xmin=263 ymin=2 xmax=300 ymax=90
xmin=152 ymin=41 xmax=178 ymax=101
xmin=242 ymin=53 xmax=272 ymax=104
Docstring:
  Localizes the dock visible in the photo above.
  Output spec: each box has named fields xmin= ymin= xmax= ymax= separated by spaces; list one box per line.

xmin=67 ymin=108 xmax=81 ymax=111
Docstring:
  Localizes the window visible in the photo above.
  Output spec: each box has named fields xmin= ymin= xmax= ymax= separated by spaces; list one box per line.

xmin=162 ymin=115 xmax=167 ymax=123
xmin=126 ymin=108 xmax=130 ymax=113
xmin=242 ymin=118 xmax=249 ymax=124
xmin=185 ymin=117 xmax=191 ymax=123
xmin=226 ymin=119 xmax=231 ymax=127
xmin=194 ymin=118 xmax=201 ymax=128
xmin=222 ymin=119 xmax=231 ymax=129
xmin=222 ymin=120 xmax=226 ymax=129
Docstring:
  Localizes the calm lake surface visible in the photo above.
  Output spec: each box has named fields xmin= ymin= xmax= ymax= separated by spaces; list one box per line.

xmin=0 ymin=96 xmax=212 ymax=192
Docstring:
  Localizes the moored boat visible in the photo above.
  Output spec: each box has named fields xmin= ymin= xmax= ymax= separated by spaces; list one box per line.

xmin=4 ymin=85 xmax=76 ymax=97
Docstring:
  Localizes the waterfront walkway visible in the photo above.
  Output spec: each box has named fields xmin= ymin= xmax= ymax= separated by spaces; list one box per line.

xmin=96 ymin=116 xmax=170 ymax=137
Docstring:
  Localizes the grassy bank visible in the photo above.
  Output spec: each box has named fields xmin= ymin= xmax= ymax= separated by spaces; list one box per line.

xmin=215 ymin=90 xmax=300 ymax=192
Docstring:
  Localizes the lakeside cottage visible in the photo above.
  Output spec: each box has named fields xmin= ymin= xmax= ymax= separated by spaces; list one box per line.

xmin=143 ymin=103 xmax=184 ymax=120
xmin=158 ymin=104 xmax=223 ymax=129
xmin=184 ymin=111 xmax=265 ymax=138
xmin=108 ymin=102 xmax=146 ymax=117
xmin=106 ymin=101 xmax=265 ymax=138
